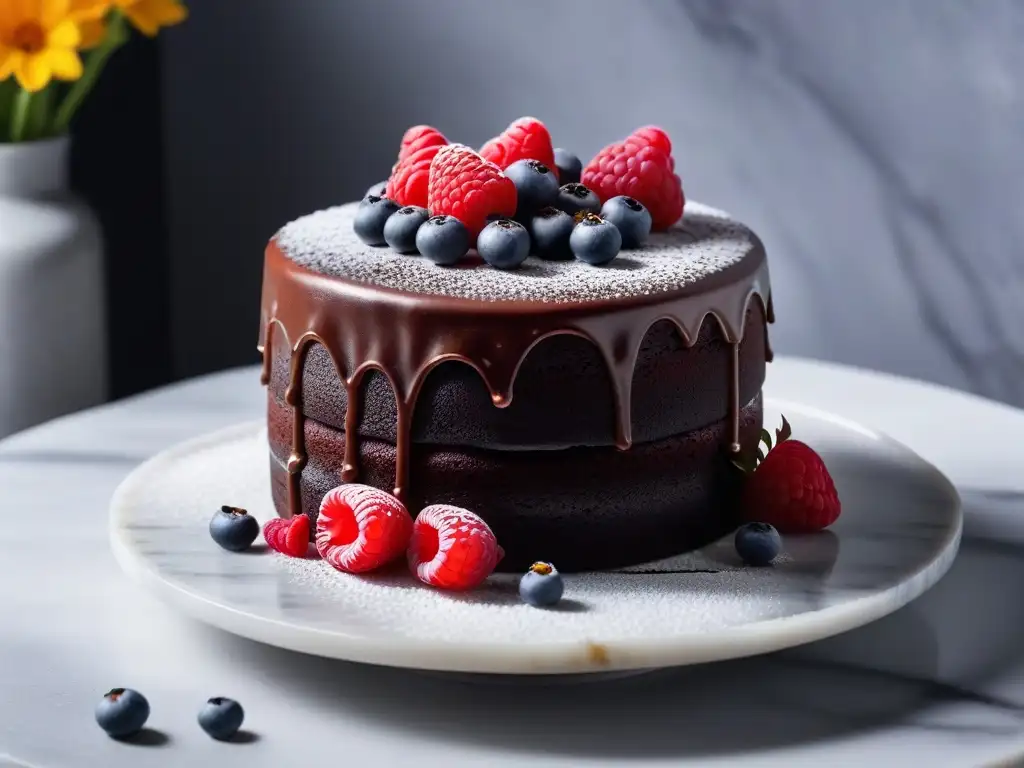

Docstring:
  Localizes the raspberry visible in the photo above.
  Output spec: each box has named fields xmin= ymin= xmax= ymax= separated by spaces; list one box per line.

xmin=480 ymin=117 xmax=557 ymax=178
xmin=397 ymin=125 xmax=447 ymax=163
xmin=386 ymin=144 xmax=442 ymax=208
xmin=263 ymin=514 xmax=310 ymax=558
xmin=582 ymin=128 xmax=685 ymax=231
xmin=408 ymin=505 xmax=504 ymax=591
xmin=427 ymin=144 xmax=517 ymax=240
xmin=630 ymin=125 xmax=673 ymax=158
xmin=739 ymin=417 xmax=841 ymax=533
xmin=316 ymin=484 xmax=413 ymax=574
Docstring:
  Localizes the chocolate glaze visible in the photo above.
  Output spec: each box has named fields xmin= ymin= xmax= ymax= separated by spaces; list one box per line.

xmin=259 ymin=232 xmax=771 ymax=510
xmin=265 ymin=308 xmax=768 ymax=450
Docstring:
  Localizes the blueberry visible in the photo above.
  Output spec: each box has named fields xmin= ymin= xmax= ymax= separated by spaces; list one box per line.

xmin=383 ymin=205 xmax=429 ymax=254
xmin=519 ymin=562 xmax=564 ymax=607
xmin=353 ymin=195 xmax=400 ymax=245
xmin=601 ymin=195 xmax=652 ymax=249
xmin=506 ymin=159 xmax=559 ymax=219
xmin=734 ymin=522 xmax=782 ymax=566
xmin=569 ymin=213 xmax=621 ymax=266
xmin=416 ymin=215 xmax=470 ymax=266
xmin=365 ymin=180 xmax=388 ymax=198
xmin=209 ymin=505 xmax=259 ymax=552
xmin=555 ymin=182 xmax=601 ymax=218
xmin=553 ymin=148 xmax=582 ymax=185
xmin=95 ymin=688 xmax=150 ymax=739
xmin=198 ymin=697 xmax=245 ymax=741
xmin=529 ymin=207 xmax=574 ymax=261
xmin=477 ymin=219 xmax=530 ymax=270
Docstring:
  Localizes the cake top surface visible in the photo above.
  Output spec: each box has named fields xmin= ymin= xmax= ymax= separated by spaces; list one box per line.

xmin=274 ymin=201 xmax=761 ymax=303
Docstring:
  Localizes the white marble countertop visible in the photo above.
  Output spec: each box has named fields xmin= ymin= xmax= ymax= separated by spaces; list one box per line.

xmin=2 ymin=358 xmax=1024 ymax=767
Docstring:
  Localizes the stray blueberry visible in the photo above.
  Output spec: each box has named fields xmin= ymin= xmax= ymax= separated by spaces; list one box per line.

xmin=416 ymin=215 xmax=470 ymax=266
xmin=209 ymin=505 xmax=260 ymax=552
xmin=198 ymin=697 xmax=245 ymax=741
xmin=96 ymin=688 xmax=150 ymax=739
xmin=555 ymin=182 xmax=601 ymax=218
xmin=353 ymin=195 xmax=400 ymax=246
xmin=569 ymin=212 xmax=622 ymax=266
xmin=506 ymin=159 xmax=560 ymax=219
xmin=477 ymin=219 xmax=530 ymax=270
xmin=383 ymin=205 xmax=430 ymax=254
xmin=601 ymin=196 xmax=652 ymax=249
xmin=734 ymin=522 xmax=782 ymax=566
xmin=365 ymin=180 xmax=388 ymax=199
xmin=553 ymin=148 xmax=582 ymax=185
xmin=519 ymin=562 xmax=564 ymax=607
xmin=529 ymin=207 xmax=574 ymax=261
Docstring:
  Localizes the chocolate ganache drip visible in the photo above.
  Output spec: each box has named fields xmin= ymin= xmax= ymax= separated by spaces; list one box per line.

xmin=259 ymin=209 xmax=772 ymax=513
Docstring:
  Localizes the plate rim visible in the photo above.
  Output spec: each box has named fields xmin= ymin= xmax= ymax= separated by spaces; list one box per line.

xmin=109 ymin=398 xmax=963 ymax=675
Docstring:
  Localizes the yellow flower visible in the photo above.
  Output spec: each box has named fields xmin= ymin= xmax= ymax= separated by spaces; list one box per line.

xmin=69 ymin=0 xmax=111 ymax=49
xmin=114 ymin=0 xmax=186 ymax=37
xmin=0 ymin=0 xmax=84 ymax=93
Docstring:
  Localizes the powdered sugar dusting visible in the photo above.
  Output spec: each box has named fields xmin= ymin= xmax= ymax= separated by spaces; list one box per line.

xmin=274 ymin=201 xmax=760 ymax=303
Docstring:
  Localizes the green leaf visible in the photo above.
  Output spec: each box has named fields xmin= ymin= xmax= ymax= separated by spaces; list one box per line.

xmin=776 ymin=414 xmax=793 ymax=444
xmin=0 ymin=79 xmax=17 ymax=142
xmin=759 ymin=428 xmax=773 ymax=454
xmin=25 ymin=84 xmax=55 ymax=141
xmin=756 ymin=447 xmax=765 ymax=462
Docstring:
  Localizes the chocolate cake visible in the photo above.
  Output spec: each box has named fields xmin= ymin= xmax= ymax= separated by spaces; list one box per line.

xmin=259 ymin=200 xmax=772 ymax=572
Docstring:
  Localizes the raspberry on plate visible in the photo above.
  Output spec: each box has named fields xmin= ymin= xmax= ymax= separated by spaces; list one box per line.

xmin=263 ymin=514 xmax=311 ymax=558
xmin=427 ymin=144 xmax=517 ymax=240
xmin=480 ymin=116 xmax=557 ymax=178
xmin=316 ymin=484 xmax=413 ymax=573
xmin=408 ymin=504 xmax=503 ymax=591
xmin=582 ymin=126 xmax=684 ymax=231
xmin=736 ymin=416 xmax=842 ymax=533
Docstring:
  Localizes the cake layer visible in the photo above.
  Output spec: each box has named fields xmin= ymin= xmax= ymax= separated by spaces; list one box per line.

xmin=267 ymin=308 xmax=766 ymax=449
xmin=268 ymin=394 xmax=763 ymax=572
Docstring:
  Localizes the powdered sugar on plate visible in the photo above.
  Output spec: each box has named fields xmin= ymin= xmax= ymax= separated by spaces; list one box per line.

xmin=274 ymin=201 xmax=761 ymax=303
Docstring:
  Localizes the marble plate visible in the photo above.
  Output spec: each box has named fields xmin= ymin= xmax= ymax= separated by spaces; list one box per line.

xmin=109 ymin=399 xmax=961 ymax=675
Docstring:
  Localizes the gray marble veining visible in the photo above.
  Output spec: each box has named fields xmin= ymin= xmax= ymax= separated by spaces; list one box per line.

xmin=162 ymin=0 xmax=1024 ymax=411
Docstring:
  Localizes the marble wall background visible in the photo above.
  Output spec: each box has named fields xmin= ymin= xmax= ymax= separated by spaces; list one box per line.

xmin=162 ymin=0 xmax=1024 ymax=405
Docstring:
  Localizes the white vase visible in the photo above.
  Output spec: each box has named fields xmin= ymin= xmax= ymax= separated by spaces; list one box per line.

xmin=0 ymin=136 xmax=107 ymax=439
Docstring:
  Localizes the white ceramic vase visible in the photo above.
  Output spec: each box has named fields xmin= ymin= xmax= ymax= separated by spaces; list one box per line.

xmin=0 ymin=136 xmax=107 ymax=439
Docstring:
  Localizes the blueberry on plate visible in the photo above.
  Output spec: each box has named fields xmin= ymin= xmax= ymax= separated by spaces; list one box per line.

xmin=601 ymin=195 xmax=652 ymax=249
xmin=529 ymin=206 xmax=574 ymax=261
xmin=353 ymin=195 xmax=400 ymax=245
xmin=505 ymin=159 xmax=560 ymax=219
xmin=416 ymin=215 xmax=470 ymax=266
xmin=383 ymin=205 xmax=430 ymax=254
xmin=198 ymin=697 xmax=245 ymax=741
xmin=734 ymin=522 xmax=782 ymax=566
xmin=553 ymin=148 xmax=582 ymax=186
xmin=209 ymin=505 xmax=260 ymax=552
xmin=365 ymin=180 xmax=388 ymax=198
xmin=478 ymin=219 xmax=530 ymax=270
xmin=96 ymin=688 xmax=150 ymax=739
xmin=555 ymin=182 xmax=601 ymax=217
xmin=569 ymin=212 xmax=621 ymax=266
xmin=519 ymin=562 xmax=564 ymax=607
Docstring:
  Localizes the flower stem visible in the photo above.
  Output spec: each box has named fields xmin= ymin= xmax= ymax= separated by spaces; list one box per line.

xmin=53 ymin=12 xmax=130 ymax=134
xmin=10 ymin=89 xmax=32 ymax=143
